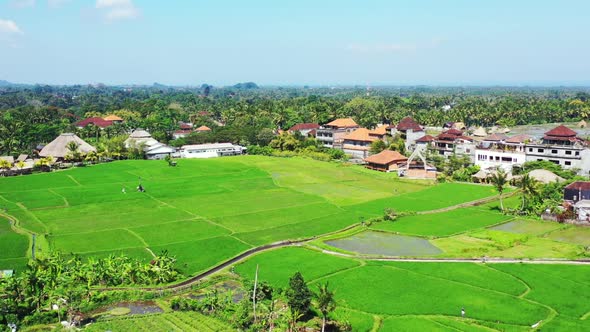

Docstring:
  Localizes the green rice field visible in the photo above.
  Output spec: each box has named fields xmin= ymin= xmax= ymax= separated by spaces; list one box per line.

xmin=0 ymin=156 xmax=498 ymax=274
xmin=236 ymin=246 xmax=590 ymax=331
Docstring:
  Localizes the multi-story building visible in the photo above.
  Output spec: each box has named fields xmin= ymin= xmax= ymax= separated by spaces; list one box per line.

xmin=432 ymin=129 xmax=476 ymax=160
xmin=474 ymin=134 xmax=530 ymax=172
xmin=390 ymin=117 xmax=424 ymax=151
xmin=525 ymin=125 xmax=590 ymax=175
xmin=316 ymin=118 xmax=359 ymax=148
xmin=341 ymin=128 xmax=376 ymax=159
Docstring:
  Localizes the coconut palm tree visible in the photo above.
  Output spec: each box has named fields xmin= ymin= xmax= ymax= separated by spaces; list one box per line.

xmin=315 ymin=282 xmax=336 ymax=332
xmin=489 ymin=168 xmax=508 ymax=211
xmin=518 ymin=174 xmax=540 ymax=212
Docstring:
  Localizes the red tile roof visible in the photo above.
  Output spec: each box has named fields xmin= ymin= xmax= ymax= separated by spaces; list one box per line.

xmin=416 ymin=134 xmax=435 ymax=142
xmin=289 ymin=123 xmax=320 ymax=131
xmin=195 ymin=125 xmax=212 ymax=131
xmin=396 ymin=117 xmax=423 ymax=132
xmin=483 ymin=133 xmax=509 ymax=142
xmin=545 ymin=125 xmax=578 ymax=137
xmin=565 ymin=181 xmax=590 ymax=190
xmin=179 ymin=123 xmax=193 ymax=130
xmin=76 ymin=117 xmax=113 ymax=128
xmin=364 ymin=150 xmax=408 ymax=165
xmin=444 ymin=129 xmax=463 ymax=136
xmin=505 ymin=134 xmax=532 ymax=144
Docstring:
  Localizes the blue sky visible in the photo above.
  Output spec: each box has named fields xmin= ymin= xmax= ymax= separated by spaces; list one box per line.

xmin=1 ymin=0 xmax=590 ymax=86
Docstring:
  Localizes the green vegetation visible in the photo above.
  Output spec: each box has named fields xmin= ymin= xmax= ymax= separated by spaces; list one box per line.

xmin=0 ymin=156 xmax=498 ymax=274
xmin=371 ymin=206 xmax=512 ymax=237
xmin=235 ymin=246 xmax=590 ymax=331
xmin=85 ymin=311 xmax=231 ymax=332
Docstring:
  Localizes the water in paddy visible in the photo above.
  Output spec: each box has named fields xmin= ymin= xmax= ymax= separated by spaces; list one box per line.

xmin=490 ymin=220 xmax=532 ymax=233
xmin=325 ymin=231 xmax=442 ymax=256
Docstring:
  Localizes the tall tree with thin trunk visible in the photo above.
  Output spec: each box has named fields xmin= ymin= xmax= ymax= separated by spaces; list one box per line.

xmin=518 ymin=174 xmax=540 ymax=212
xmin=315 ymin=282 xmax=336 ymax=332
xmin=489 ymin=168 xmax=508 ymax=211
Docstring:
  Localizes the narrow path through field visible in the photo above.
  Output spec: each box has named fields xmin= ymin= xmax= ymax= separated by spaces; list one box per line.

xmin=67 ymin=174 xmax=82 ymax=186
xmin=417 ymin=191 xmax=517 ymax=215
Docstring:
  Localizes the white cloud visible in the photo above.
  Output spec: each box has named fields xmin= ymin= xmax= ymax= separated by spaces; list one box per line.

xmin=0 ymin=19 xmax=23 ymax=35
xmin=96 ymin=0 xmax=139 ymax=21
xmin=10 ymin=0 xmax=35 ymax=8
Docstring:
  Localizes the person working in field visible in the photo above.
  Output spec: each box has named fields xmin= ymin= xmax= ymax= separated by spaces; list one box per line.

xmin=137 ymin=184 xmax=145 ymax=192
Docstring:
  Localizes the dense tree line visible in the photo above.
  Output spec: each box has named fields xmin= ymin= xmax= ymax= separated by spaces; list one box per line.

xmin=2 ymin=84 xmax=590 ymax=155
xmin=0 ymin=251 xmax=181 ymax=328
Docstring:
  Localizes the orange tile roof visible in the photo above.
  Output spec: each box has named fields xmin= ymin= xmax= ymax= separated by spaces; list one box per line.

xmin=103 ymin=115 xmax=123 ymax=121
xmin=343 ymin=128 xmax=376 ymax=142
xmin=364 ymin=150 xmax=408 ymax=165
xmin=370 ymin=125 xmax=389 ymax=136
xmin=325 ymin=118 xmax=358 ymax=128
xmin=195 ymin=125 xmax=211 ymax=131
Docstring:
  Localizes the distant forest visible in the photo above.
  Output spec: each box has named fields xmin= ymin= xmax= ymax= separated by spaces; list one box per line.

xmin=2 ymin=83 xmax=590 ymax=155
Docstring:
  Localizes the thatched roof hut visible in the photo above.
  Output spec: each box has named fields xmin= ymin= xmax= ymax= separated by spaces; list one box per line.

xmin=472 ymin=127 xmax=487 ymax=137
xmin=528 ymin=169 xmax=564 ymax=184
xmin=39 ymin=133 xmax=96 ymax=158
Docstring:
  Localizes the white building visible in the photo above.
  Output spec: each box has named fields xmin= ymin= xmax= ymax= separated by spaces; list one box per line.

xmin=524 ymin=125 xmax=590 ymax=175
xmin=179 ymin=143 xmax=245 ymax=159
xmin=125 ymin=129 xmax=175 ymax=160
xmin=475 ymin=134 xmax=529 ymax=172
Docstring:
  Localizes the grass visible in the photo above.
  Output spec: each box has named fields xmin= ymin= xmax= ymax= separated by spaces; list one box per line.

xmin=84 ymin=311 xmax=230 ymax=332
xmin=234 ymin=247 xmax=361 ymax=288
xmin=0 ymin=218 xmax=29 ymax=261
xmin=1 ymin=156 xmax=498 ymax=273
xmin=371 ymin=206 xmax=512 ymax=237
xmin=235 ymin=247 xmax=590 ymax=331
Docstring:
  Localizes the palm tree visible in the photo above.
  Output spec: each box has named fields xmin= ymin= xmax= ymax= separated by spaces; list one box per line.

xmin=315 ymin=282 xmax=336 ymax=332
xmin=518 ymin=174 xmax=540 ymax=212
xmin=489 ymin=168 xmax=508 ymax=211
xmin=0 ymin=159 xmax=12 ymax=173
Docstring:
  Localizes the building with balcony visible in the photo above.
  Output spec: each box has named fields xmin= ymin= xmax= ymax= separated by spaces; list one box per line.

xmin=524 ymin=125 xmax=590 ymax=174
xmin=474 ymin=134 xmax=530 ymax=172
xmin=316 ymin=118 xmax=359 ymax=148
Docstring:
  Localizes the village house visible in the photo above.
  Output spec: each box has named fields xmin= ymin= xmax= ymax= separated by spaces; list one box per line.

xmin=75 ymin=117 xmax=114 ymax=129
xmin=564 ymin=181 xmax=590 ymax=203
xmin=288 ymin=123 xmax=320 ymax=137
xmin=341 ymin=128 xmax=376 ymax=159
xmin=474 ymin=134 xmax=530 ymax=172
xmin=525 ymin=125 xmax=590 ymax=175
xmin=103 ymin=115 xmax=124 ymax=124
xmin=316 ymin=118 xmax=359 ymax=148
xmin=179 ymin=143 xmax=245 ymax=158
xmin=39 ymin=133 xmax=96 ymax=160
xmin=390 ymin=117 xmax=424 ymax=151
xmin=125 ymin=129 xmax=175 ymax=160
xmin=364 ymin=150 xmax=408 ymax=172
xmin=432 ymin=129 xmax=476 ymax=160
xmin=564 ymin=181 xmax=590 ymax=222
xmin=194 ymin=125 xmax=212 ymax=133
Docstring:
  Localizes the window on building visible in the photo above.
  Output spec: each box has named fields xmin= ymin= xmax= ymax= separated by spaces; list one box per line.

xmin=551 ymin=150 xmax=558 ymax=154
xmin=575 ymin=151 xmax=580 ymax=156
xmin=501 ymin=157 xmax=512 ymax=163
xmin=495 ymin=156 xmax=500 ymax=161
xmin=549 ymin=160 xmax=560 ymax=165
xmin=565 ymin=150 xmax=572 ymax=155
xmin=565 ymin=161 xmax=572 ymax=166
xmin=538 ymin=148 xmax=544 ymax=153
xmin=529 ymin=148 xmax=533 ymax=152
